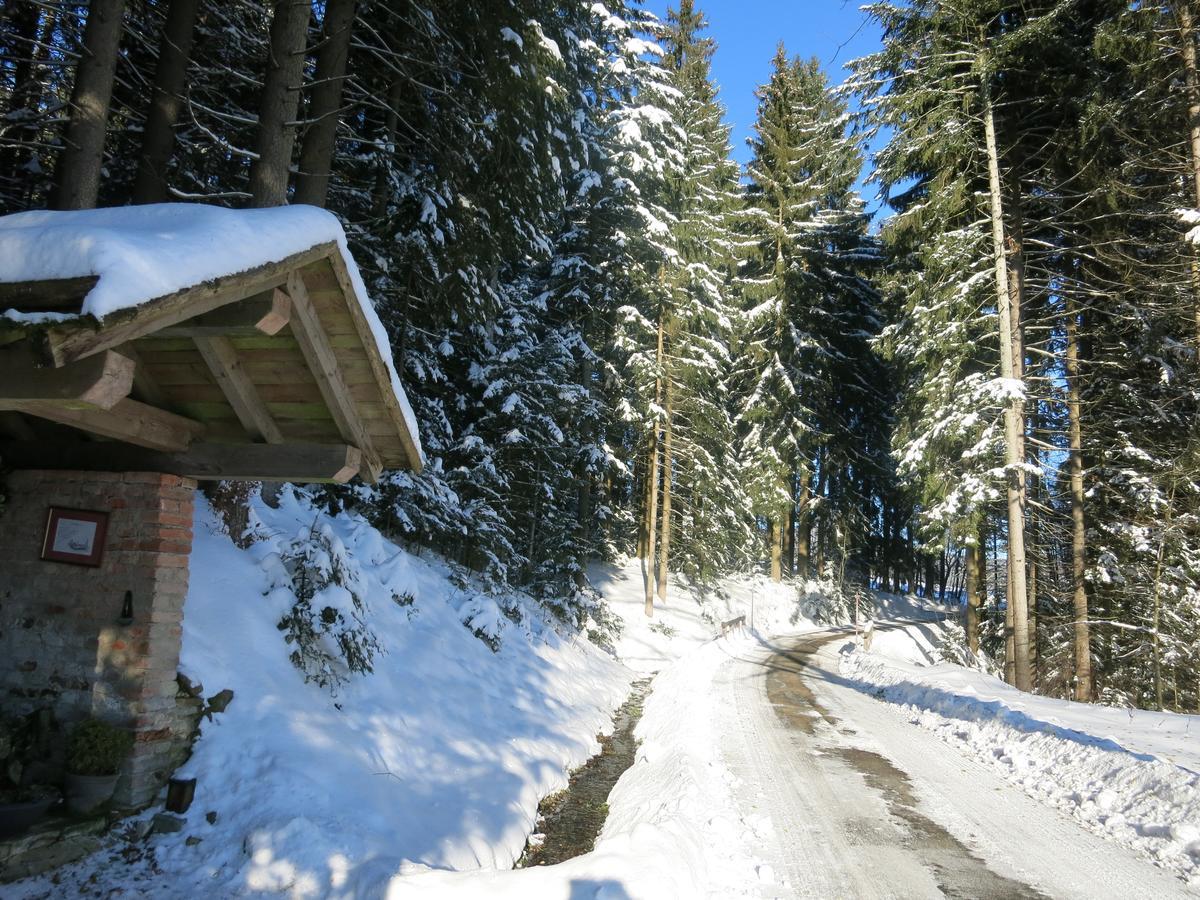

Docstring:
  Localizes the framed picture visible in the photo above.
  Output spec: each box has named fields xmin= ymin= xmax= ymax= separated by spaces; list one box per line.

xmin=41 ymin=507 xmax=109 ymax=567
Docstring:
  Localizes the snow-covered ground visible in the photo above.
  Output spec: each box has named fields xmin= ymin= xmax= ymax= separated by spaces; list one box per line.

xmin=840 ymin=624 xmax=1200 ymax=888
xmin=11 ymin=487 xmax=1200 ymax=897
xmin=7 ymin=491 xmax=804 ymax=899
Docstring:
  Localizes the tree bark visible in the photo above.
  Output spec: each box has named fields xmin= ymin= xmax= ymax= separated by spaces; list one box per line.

xmin=371 ymin=76 xmax=403 ymax=218
xmin=642 ymin=310 xmax=665 ymax=616
xmin=132 ymin=0 xmax=201 ymax=204
xmin=795 ymin=475 xmax=811 ymax=579
xmin=294 ymin=0 xmax=355 ymax=207
xmin=1176 ymin=1 xmax=1200 ymax=344
xmin=982 ymin=53 xmax=1032 ymax=692
xmin=965 ymin=537 xmax=982 ymax=655
xmin=769 ymin=517 xmax=783 ymax=582
xmin=52 ymin=0 xmax=127 ymax=210
xmin=1065 ymin=293 xmax=1092 ymax=702
xmin=249 ymin=0 xmax=311 ymax=208
xmin=656 ymin=375 xmax=673 ymax=601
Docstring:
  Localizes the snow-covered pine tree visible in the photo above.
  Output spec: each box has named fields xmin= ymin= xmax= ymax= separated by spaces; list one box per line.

xmin=736 ymin=47 xmax=887 ymax=586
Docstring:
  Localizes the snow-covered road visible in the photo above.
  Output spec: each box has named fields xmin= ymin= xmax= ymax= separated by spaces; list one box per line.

xmin=715 ymin=628 xmax=1197 ymax=899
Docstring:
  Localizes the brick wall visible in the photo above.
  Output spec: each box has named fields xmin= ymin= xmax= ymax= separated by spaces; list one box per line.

xmin=0 ymin=470 xmax=196 ymax=807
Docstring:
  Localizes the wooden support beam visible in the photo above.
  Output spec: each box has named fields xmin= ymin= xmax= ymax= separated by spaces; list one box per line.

xmin=15 ymin=397 xmax=204 ymax=451
xmin=0 ymin=343 xmax=134 ymax=409
xmin=0 ymin=440 xmax=362 ymax=484
xmin=285 ymin=270 xmax=382 ymax=482
xmin=194 ymin=335 xmax=283 ymax=443
xmin=113 ymin=344 xmax=170 ymax=407
xmin=39 ymin=242 xmax=334 ymax=367
xmin=324 ymin=252 xmax=424 ymax=473
xmin=157 ymin=288 xmax=291 ymax=338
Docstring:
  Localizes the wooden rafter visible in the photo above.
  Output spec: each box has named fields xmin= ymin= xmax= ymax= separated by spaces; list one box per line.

xmin=113 ymin=344 xmax=170 ymax=407
xmin=325 ymin=252 xmax=423 ymax=473
xmin=194 ymin=335 xmax=283 ymax=443
xmin=38 ymin=242 xmax=334 ymax=367
xmin=0 ymin=343 xmax=134 ymax=409
xmin=285 ymin=269 xmax=381 ymax=482
xmin=0 ymin=440 xmax=362 ymax=484
xmin=16 ymin=397 xmax=204 ymax=451
xmin=0 ymin=275 xmax=98 ymax=311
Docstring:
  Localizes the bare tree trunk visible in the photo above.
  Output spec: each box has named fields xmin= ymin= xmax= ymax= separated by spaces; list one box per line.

xmin=371 ymin=77 xmax=402 ymax=218
xmin=643 ymin=310 xmax=665 ymax=617
xmin=1066 ymin=294 xmax=1092 ymax=702
xmin=249 ymin=0 xmax=311 ymax=207
xmin=795 ymin=475 xmax=811 ymax=579
xmin=132 ymin=0 xmax=201 ymax=204
xmin=1175 ymin=2 xmax=1200 ymax=342
xmin=656 ymin=376 xmax=673 ymax=602
xmin=576 ymin=352 xmax=594 ymax=562
xmin=294 ymin=0 xmax=356 ymax=207
xmin=769 ymin=517 xmax=783 ymax=582
xmin=52 ymin=0 xmax=127 ymax=210
xmin=784 ymin=473 xmax=796 ymax=577
xmin=966 ymin=538 xmax=982 ymax=655
xmin=982 ymin=55 xmax=1032 ymax=692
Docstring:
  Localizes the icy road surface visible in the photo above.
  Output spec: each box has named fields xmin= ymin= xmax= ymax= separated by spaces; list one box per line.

xmin=716 ymin=628 xmax=1197 ymax=899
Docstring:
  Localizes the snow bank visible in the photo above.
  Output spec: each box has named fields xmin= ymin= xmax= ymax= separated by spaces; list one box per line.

xmin=840 ymin=635 xmax=1200 ymax=886
xmin=9 ymin=489 xmax=628 ymax=898
xmin=0 ymin=203 xmax=422 ymax=460
xmin=382 ymin=633 xmax=768 ymax=899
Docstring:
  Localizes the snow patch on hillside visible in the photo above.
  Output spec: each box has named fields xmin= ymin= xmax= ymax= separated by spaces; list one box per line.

xmin=840 ymin=629 xmax=1200 ymax=887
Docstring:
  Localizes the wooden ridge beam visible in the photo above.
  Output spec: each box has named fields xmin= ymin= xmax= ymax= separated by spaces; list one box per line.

xmin=157 ymin=288 xmax=291 ymax=338
xmin=15 ymin=397 xmax=204 ymax=451
xmin=0 ymin=343 xmax=134 ymax=409
xmin=40 ymin=242 xmax=335 ymax=367
xmin=0 ymin=440 xmax=363 ymax=484
xmin=285 ymin=270 xmax=381 ymax=483
xmin=194 ymin=335 xmax=283 ymax=443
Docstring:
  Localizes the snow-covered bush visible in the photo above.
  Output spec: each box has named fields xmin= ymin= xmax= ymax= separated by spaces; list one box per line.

xmin=268 ymin=523 xmax=382 ymax=693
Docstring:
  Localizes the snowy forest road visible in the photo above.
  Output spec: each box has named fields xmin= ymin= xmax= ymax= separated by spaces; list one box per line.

xmin=714 ymin=628 xmax=1196 ymax=899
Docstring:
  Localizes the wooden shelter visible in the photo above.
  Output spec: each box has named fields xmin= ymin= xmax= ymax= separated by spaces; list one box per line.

xmin=0 ymin=240 xmax=421 ymax=483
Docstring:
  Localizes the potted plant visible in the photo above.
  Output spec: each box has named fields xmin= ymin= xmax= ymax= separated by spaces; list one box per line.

xmin=0 ymin=711 xmax=59 ymax=838
xmin=64 ymin=718 xmax=132 ymax=815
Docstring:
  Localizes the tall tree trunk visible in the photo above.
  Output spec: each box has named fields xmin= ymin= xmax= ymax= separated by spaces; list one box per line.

xmin=371 ymin=77 xmax=402 ymax=218
xmin=982 ymin=54 xmax=1032 ymax=692
xmin=784 ymin=472 xmax=796 ymax=577
xmin=769 ymin=517 xmax=782 ymax=582
xmin=795 ymin=475 xmax=811 ymax=579
xmin=656 ymin=376 xmax=673 ymax=601
xmin=643 ymin=310 xmax=665 ymax=616
xmin=52 ymin=0 xmax=127 ymax=210
xmin=576 ymin=352 xmax=594 ymax=562
xmin=132 ymin=0 xmax=201 ymax=204
xmin=966 ymin=537 xmax=982 ymax=655
xmin=1175 ymin=1 xmax=1200 ymax=343
xmin=294 ymin=0 xmax=355 ymax=207
xmin=1065 ymin=293 xmax=1092 ymax=702
xmin=249 ymin=0 xmax=311 ymax=207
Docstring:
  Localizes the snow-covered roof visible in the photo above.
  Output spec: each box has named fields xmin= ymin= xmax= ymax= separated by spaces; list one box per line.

xmin=0 ymin=204 xmax=423 ymax=477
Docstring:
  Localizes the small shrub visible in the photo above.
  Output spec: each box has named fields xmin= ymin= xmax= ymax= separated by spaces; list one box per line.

xmin=272 ymin=523 xmax=382 ymax=694
xmin=648 ymin=620 xmax=676 ymax=638
xmin=66 ymin=718 xmax=132 ymax=776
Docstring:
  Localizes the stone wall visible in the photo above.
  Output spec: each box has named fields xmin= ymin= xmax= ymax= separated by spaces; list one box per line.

xmin=0 ymin=470 xmax=196 ymax=807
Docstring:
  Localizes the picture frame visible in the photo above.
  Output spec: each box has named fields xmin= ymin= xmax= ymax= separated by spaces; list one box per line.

xmin=41 ymin=507 xmax=109 ymax=567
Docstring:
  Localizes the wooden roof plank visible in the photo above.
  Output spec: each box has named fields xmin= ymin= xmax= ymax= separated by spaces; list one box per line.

xmin=39 ymin=242 xmax=335 ymax=367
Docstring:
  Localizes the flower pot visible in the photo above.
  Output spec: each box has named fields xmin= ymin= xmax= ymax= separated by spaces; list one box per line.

xmin=64 ymin=773 xmax=119 ymax=815
xmin=0 ymin=796 xmax=56 ymax=838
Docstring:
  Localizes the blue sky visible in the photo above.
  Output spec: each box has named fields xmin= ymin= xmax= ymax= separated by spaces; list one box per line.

xmin=639 ymin=0 xmax=885 ymax=210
